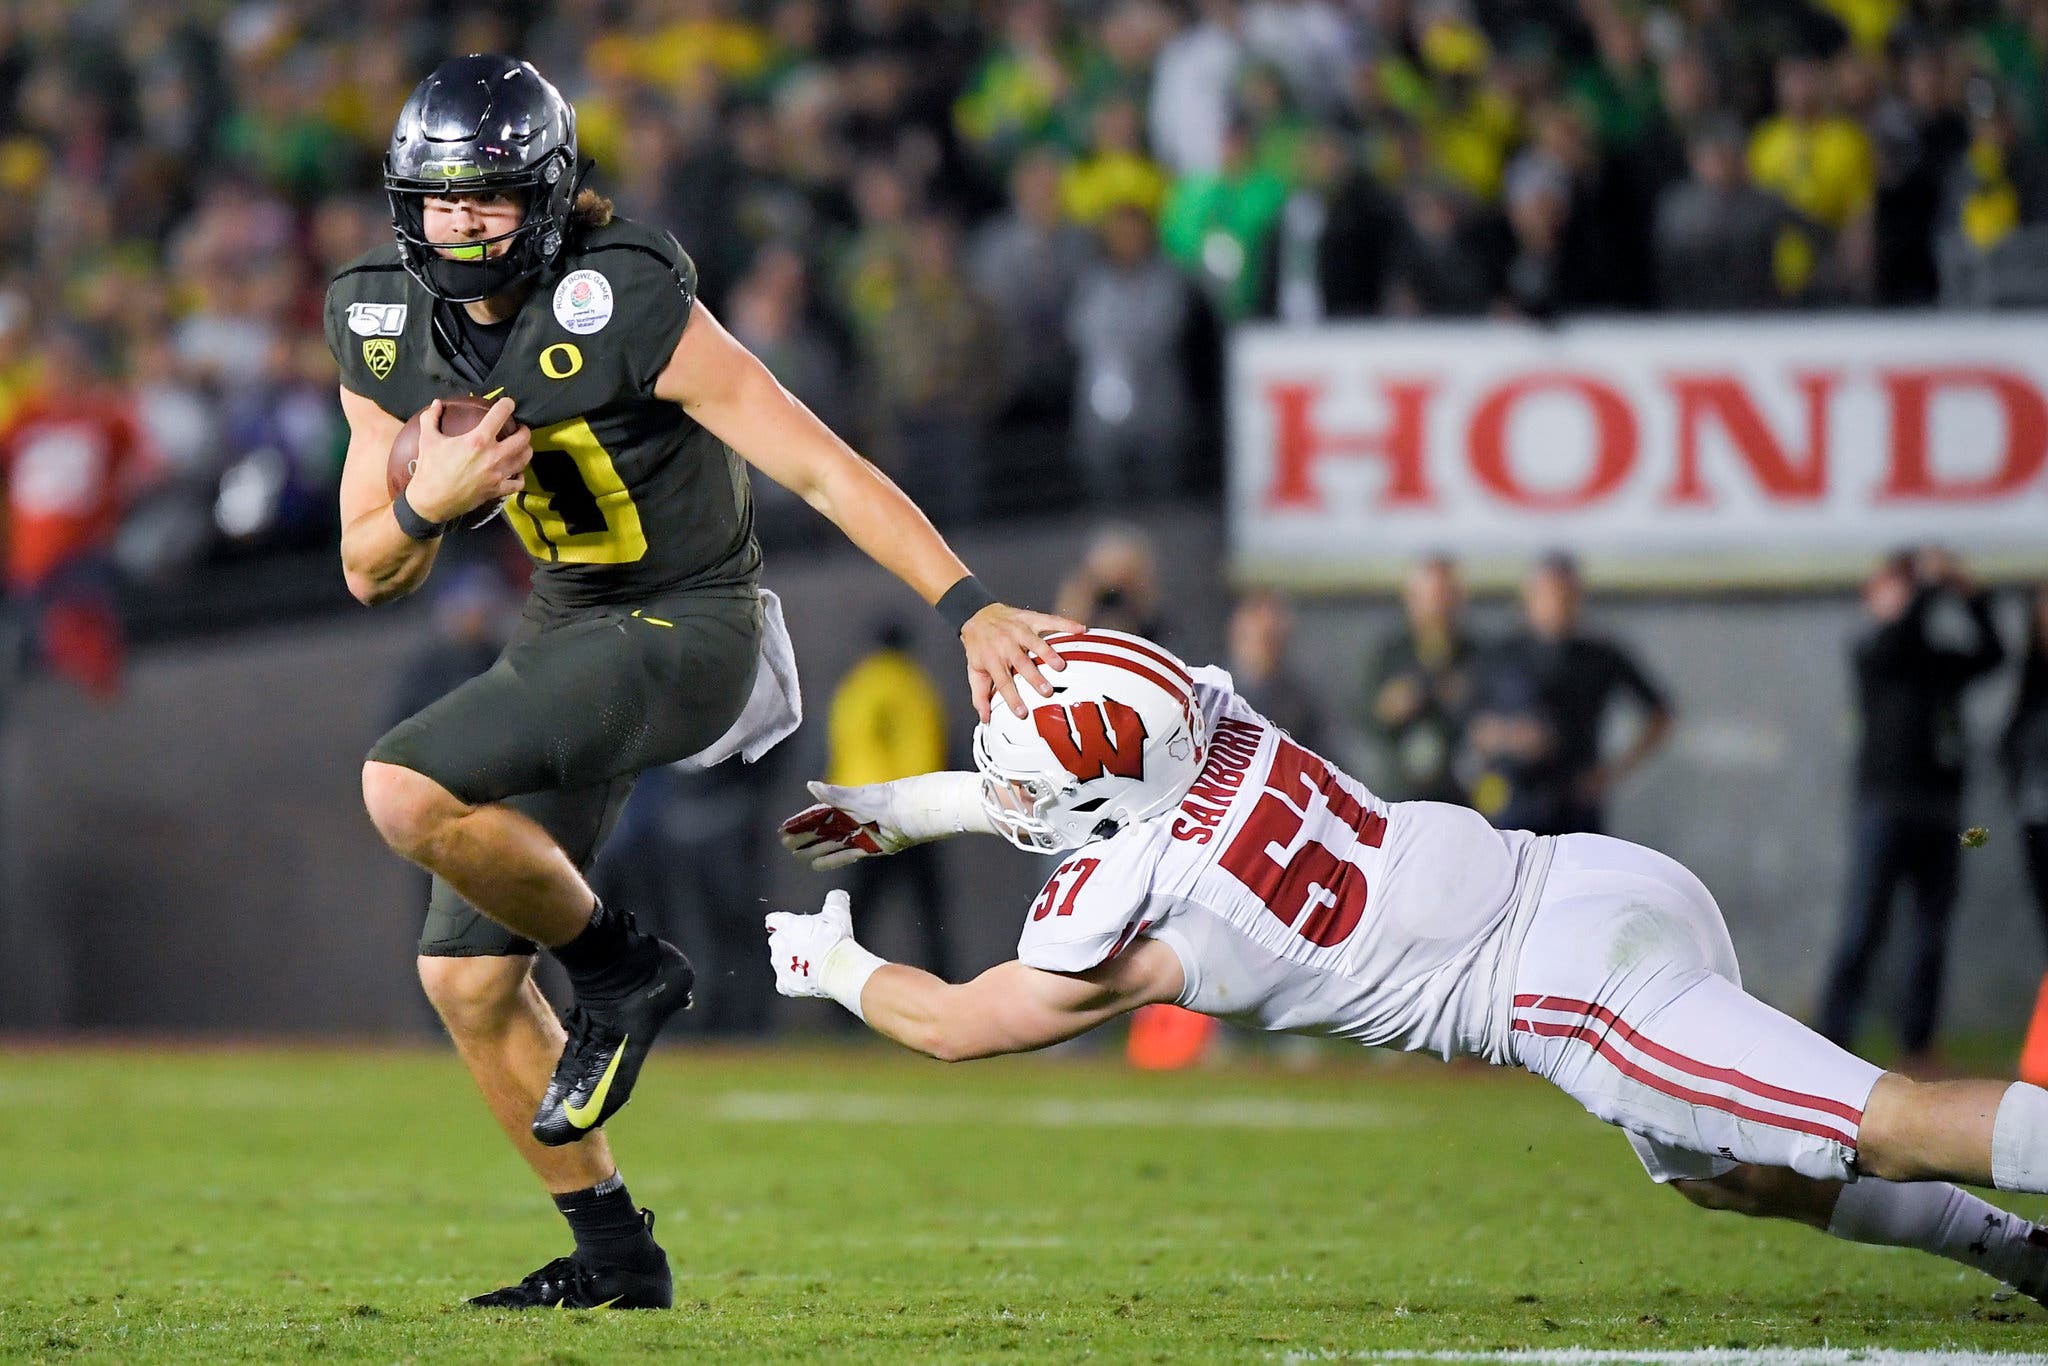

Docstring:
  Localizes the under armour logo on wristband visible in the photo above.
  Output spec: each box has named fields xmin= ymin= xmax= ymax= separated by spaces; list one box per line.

xmin=791 ymin=956 xmax=809 ymax=976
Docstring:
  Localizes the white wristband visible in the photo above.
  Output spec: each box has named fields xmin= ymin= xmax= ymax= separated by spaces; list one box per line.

xmin=820 ymin=938 xmax=888 ymax=1022
xmin=887 ymin=771 xmax=997 ymax=841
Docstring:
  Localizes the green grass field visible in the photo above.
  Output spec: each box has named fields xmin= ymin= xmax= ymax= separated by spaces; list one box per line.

xmin=6 ymin=1043 xmax=2048 ymax=1363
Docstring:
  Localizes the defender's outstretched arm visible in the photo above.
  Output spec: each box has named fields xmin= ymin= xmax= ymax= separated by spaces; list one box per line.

xmin=863 ymin=952 xmax=1181 ymax=1061
xmin=780 ymin=773 xmax=998 ymax=870
xmin=765 ymin=893 xmax=1184 ymax=1060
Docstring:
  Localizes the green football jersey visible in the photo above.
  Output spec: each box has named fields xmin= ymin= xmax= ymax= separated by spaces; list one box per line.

xmin=324 ymin=217 xmax=761 ymax=610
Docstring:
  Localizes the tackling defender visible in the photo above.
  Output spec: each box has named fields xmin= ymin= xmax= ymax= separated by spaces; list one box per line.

xmin=773 ymin=628 xmax=2048 ymax=1301
xmin=327 ymin=56 xmax=1075 ymax=1308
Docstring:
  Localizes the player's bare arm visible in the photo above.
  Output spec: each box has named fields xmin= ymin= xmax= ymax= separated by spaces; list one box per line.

xmin=336 ymin=391 xmax=530 ymax=605
xmin=652 ymin=302 xmax=1081 ymax=718
xmin=765 ymin=892 xmax=1183 ymax=1061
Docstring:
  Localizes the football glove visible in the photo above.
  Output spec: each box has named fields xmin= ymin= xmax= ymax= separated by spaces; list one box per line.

xmin=779 ymin=774 xmax=990 ymax=870
xmin=779 ymin=784 xmax=908 ymax=870
xmin=766 ymin=890 xmax=858 ymax=1000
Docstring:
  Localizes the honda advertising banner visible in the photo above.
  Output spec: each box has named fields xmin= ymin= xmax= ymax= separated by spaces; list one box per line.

xmin=1229 ymin=316 xmax=2048 ymax=589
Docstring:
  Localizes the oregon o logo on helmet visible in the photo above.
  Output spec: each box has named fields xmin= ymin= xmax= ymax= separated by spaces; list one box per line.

xmin=1034 ymin=701 xmax=1148 ymax=782
xmin=539 ymin=343 xmax=583 ymax=380
xmin=553 ymin=269 xmax=613 ymax=334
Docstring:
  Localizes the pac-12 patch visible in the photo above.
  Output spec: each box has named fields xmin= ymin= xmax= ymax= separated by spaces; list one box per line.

xmin=553 ymin=269 xmax=614 ymax=335
xmin=363 ymin=338 xmax=397 ymax=380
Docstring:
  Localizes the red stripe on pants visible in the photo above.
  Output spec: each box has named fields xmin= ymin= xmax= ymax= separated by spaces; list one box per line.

xmin=1514 ymin=992 xmax=1864 ymax=1126
xmin=1511 ymin=1016 xmax=1859 ymax=1149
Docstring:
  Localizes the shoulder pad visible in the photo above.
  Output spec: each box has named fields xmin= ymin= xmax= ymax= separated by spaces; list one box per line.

xmin=564 ymin=218 xmax=698 ymax=394
xmin=574 ymin=219 xmax=697 ymax=291
xmin=324 ymin=245 xmax=413 ymax=395
xmin=1016 ymin=836 xmax=1160 ymax=974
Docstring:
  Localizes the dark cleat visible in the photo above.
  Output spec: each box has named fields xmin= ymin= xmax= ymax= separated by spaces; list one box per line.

xmin=532 ymin=940 xmax=694 ymax=1147
xmin=466 ymin=1214 xmax=672 ymax=1310
xmin=2003 ymin=1224 xmax=2048 ymax=1308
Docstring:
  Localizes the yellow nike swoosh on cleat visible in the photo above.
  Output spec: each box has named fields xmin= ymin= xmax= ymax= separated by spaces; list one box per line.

xmin=555 ymin=1295 xmax=624 ymax=1311
xmin=561 ymin=1037 xmax=628 ymax=1129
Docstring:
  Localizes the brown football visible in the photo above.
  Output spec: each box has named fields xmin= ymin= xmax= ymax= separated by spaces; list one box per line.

xmin=388 ymin=396 xmax=520 ymax=530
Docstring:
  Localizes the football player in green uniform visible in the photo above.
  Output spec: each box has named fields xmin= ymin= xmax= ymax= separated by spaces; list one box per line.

xmin=325 ymin=55 xmax=1078 ymax=1309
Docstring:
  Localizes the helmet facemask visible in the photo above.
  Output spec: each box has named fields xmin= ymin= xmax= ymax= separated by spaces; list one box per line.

xmin=387 ymin=153 xmax=581 ymax=303
xmin=383 ymin=55 xmax=583 ymax=303
xmin=974 ymin=727 xmax=1083 ymax=853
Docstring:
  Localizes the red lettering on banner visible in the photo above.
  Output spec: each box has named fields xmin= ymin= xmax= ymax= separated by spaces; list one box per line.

xmin=1878 ymin=368 xmax=2048 ymax=502
xmin=1263 ymin=380 xmax=1437 ymax=511
xmin=1664 ymin=372 xmax=1836 ymax=505
xmin=1468 ymin=373 xmax=1636 ymax=509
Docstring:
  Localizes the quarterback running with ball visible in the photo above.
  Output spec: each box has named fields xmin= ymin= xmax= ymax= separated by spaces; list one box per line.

xmin=327 ymin=55 xmax=1074 ymax=1309
xmin=773 ymin=628 xmax=2048 ymax=1300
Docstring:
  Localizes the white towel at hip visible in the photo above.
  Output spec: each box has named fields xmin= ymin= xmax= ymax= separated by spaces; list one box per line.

xmin=679 ymin=588 xmax=802 ymax=771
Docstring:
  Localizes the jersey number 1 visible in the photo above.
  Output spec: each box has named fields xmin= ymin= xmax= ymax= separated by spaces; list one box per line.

xmin=1218 ymin=738 xmax=1385 ymax=948
xmin=503 ymin=417 xmax=648 ymax=564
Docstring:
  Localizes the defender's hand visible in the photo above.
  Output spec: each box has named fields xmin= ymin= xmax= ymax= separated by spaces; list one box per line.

xmin=766 ymin=890 xmax=856 ymax=999
xmin=962 ymin=604 xmax=1085 ymax=722
xmin=780 ymin=781 xmax=912 ymax=870
xmin=406 ymin=397 xmax=532 ymax=523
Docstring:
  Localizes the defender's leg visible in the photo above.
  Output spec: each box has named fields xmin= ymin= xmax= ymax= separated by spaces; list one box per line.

xmin=1518 ymin=837 xmax=2048 ymax=1301
xmin=1671 ymin=1163 xmax=2048 ymax=1300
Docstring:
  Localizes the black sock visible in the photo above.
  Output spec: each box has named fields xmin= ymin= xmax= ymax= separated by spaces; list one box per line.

xmin=554 ymin=1174 xmax=663 ymax=1269
xmin=552 ymin=899 xmax=655 ymax=1001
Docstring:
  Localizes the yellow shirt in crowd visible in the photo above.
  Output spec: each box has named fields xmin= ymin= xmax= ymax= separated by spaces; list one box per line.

xmin=827 ymin=648 xmax=948 ymax=788
xmin=1747 ymin=115 xmax=1876 ymax=229
xmin=1061 ymin=152 xmax=1170 ymax=224
xmin=1812 ymin=0 xmax=1903 ymax=53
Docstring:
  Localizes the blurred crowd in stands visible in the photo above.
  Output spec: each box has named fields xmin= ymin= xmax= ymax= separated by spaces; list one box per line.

xmin=4 ymin=0 xmax=2048 ymax=663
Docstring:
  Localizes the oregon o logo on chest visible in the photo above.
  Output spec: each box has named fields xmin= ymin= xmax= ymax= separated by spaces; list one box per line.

xmin=539 ymin=343 xmax=583 ymax=380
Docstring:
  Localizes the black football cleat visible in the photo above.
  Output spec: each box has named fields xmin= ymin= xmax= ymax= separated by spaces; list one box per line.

xmin=465 ymin=1213 xmax=673 ymax=1310
xmin=532 ymin=940 xmax=694 ymax=1147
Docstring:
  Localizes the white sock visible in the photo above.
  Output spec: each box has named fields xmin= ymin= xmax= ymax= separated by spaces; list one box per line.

xmin=1829 ymin=1178 xmax=2047 ymax=1295
xmin=1993 ymin=1082 xmax=2048 ymax=1194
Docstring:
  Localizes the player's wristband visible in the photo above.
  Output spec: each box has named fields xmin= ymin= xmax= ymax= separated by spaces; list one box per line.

xmin=392 ymin=489 xmax=446 ymax=541
xmin=935 ymin=575 xmax=997 ymax=636
xmin=887 ymin=771 xmax=1000 ymax=839
xmin=819 ymin=938 xmax=887 ymax=1022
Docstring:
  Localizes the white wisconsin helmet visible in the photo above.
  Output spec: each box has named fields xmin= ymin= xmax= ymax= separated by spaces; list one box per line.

xmin=973 ymin=629 xmax=1207 ymax=853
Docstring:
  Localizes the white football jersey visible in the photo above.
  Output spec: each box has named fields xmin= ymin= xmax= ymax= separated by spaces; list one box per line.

xmin=1015 ymin=668 xmax=1555 ymax=1063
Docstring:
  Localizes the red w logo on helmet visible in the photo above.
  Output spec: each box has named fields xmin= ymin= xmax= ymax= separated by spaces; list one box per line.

xmin=1033 ymin=700 xmax=1149 ymax=781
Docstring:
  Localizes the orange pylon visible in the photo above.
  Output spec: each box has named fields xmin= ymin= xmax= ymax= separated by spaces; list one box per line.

xmin=2021 ymin=974 xmax=2048 ymax=1086
xmin=1126 ymin=1004 xmax=1218 ymax=1070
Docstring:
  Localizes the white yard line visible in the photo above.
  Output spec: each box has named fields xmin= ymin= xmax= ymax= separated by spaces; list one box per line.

xmin=1279 ymin=1352 xmax=2048 ymax=1365
xmin=704 ymin=1089 xmax=1396 ymax=1130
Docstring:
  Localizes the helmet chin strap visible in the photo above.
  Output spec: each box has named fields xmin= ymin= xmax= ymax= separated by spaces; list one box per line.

xmin=423 ymin=249 xmax=533 ymax=303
